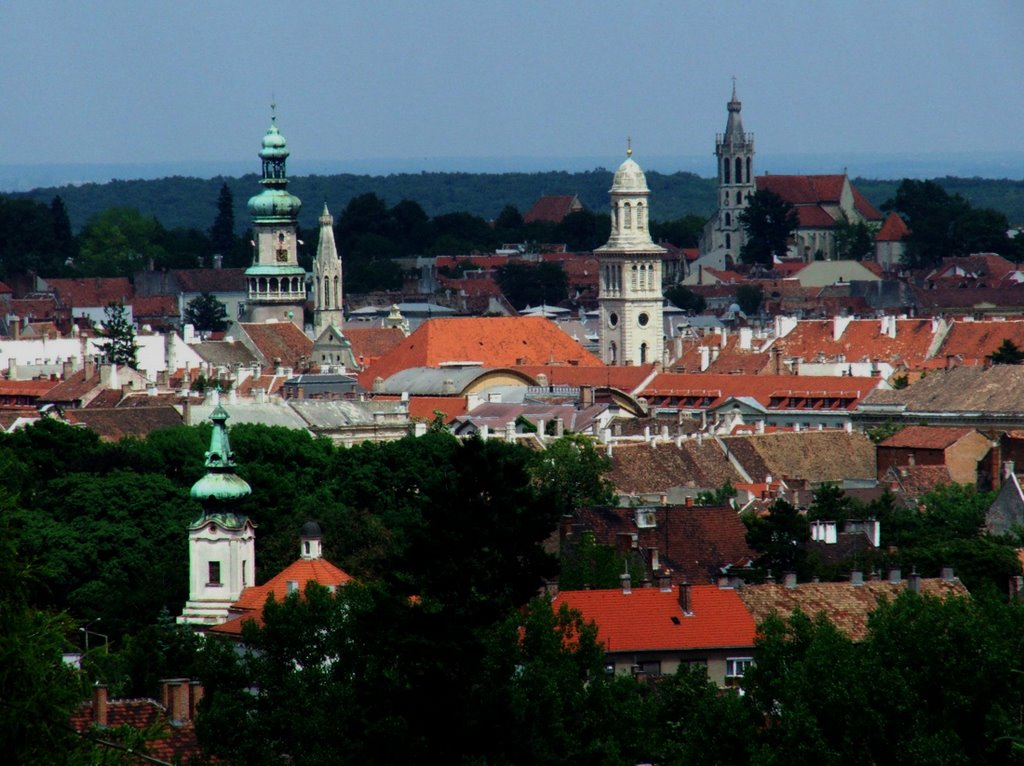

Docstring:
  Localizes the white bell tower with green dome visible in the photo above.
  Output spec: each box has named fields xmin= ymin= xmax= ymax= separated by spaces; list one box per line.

xmin=178 ymin=406 xmax=255 ymax=627
xmin=244 ymin=106 xmax=307 ymax=328
xmin=596 ymin=144 xmax=666 ymax=366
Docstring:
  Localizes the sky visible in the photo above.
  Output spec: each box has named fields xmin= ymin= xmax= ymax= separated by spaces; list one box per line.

xmin=2 ymin=1 xmax=1023 ymax=181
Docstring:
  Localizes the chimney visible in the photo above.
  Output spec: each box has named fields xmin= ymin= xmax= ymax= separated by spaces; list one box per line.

xmin=620 ymin=573 xmax=632 ymax=595
xmin=907 ymin=570 xmax=921 ymax=593
xmin=658 ymin=571 xmax=672 ymax=592
xmin=93 ymin=683 xmax=109 ymax=727
xmin=62 ymin=359 xmax=74 ymax=379
xmin=941 ymin=565 xmax=956 ymax=581
xmin=684 ymin=495 xmax=693 ymax=507
xmin=888 ymin=567 xmax=902 ymax=584
xmin=544 ymin=579 xmax=559 ymax=598
xmin=189 ymin=682 xmax=204 ymax=721
xmin=554 ymin=417 xmax=565 ymax=437
xmin=580 ymin=385 xmax=594 ymax=408
xmin=850 ymin=570 xmax=864 ymax=587
xmin=213 ymin=254 xmax=223 ymax=269
xmin=7 ymin=358 xmax=16 ymax=381
xmin=678 ymin=578 xmax=692 ymax=614
xmin=783 ymin=572 xmax=797 ymax=589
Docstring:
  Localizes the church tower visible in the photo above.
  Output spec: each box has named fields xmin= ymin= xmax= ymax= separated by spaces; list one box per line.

xmin=244 ymin=107 xmax=307 ymax=328
xmin=312 ymin=203 xmax=344 ymax=337
xmin=178 ymin=406 xmax=255 ymax=627
xmin=712 ymin=82 xmax=756 ymax=260
xmin=596 ymin=146 xmax=666 ymax=366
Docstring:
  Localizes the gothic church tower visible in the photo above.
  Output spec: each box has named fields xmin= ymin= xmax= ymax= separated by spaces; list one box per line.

xmin=713 ymin=83 xmax=755 ymax=260
xmin=597 ymin=147 xmax=666 ymax=366
xmin=312 ymin=203 xmax=344 ymax=337
xmin=244 ymin=108 xmax=307 ymax=328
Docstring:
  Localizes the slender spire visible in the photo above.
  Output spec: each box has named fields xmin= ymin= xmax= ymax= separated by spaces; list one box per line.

xmin=626 ymin=136 xmax=633 ymax=157
xmin=190 ymin=406 xmax=252 ymax=505
xmin=724 ymin=80 xmax=745 ymax=143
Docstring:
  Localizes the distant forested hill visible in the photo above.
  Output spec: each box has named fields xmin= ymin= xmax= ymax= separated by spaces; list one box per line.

xmin=11 ymin=171 xmax=1024 ymax=234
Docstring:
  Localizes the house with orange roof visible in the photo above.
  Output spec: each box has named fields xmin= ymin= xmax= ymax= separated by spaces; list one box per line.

xmin=930 ymin=318 xmax=1024 ymax=366
xmin=876 ymin=425 xmax=993 ymax=489
xmin=358 ymin=316 xmax=602 ymax=389
xmin=230 ymin=320 xmax=314 ymax=372
xmin=37 ymin=276 xmax=135 ymax=326
xmin=523 ymin=194 xmax=585 ymax=224
xmin=756 ymin=174 xmax=883 ymax=261
xmin=553 ymin=578 xmax=757 ymax=685
xmin=875 ymin=211 xmax=910 ymax=269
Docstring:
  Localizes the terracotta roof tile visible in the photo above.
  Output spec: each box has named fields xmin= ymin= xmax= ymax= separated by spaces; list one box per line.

xmin=772 ymin=318 xmax=936 ymax=370
xmin=876 ymin=212 xmax=910 ymax=241
xmin=722 ymin=430 xmax=877 ymax=484
xmin=343 ymin=326 xmax=406 ymax=366
xmin=46 ymin=277 xmax=134 ymax=308
xmin=64 ymin=406 xmax=183 ymax=441
xmin=41 ymin=370 xmax=101 ymax=404
xmin=237 ymin=322 xmax=313 ymax=370
xmin=523 ymin=194 xmax=583 ymax=224
xmin=554 ymin=584 xmax=757 ymax=652
xmin=609 ymin=441 xmax=742 ymax=494
xmin=173 ymin=268 xmax=247 ymax=293
xmin=71 ymin=697 xmax=206 ymax=764
xmin=879 ymin=425 xmax=975 ymax=449
xmin=360 ymin=317 xmax=602 ymax=386
xmin=641 ymin=372 xmax=878 ymax=410
xmin=935 ymin=319 xmax=1024 ymax=364
xmin=738 ymin=578 xmax=969 ymax=641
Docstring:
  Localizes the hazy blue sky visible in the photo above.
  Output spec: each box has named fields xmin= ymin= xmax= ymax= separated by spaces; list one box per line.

xmin=3 ymin=1 xmax=1022 ymax=174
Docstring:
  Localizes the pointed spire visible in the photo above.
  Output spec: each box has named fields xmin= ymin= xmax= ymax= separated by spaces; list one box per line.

xmin=190 ymin=406 xmax=252 ymax=504
xmin=723 ymin=80 xmax=745 ymax=143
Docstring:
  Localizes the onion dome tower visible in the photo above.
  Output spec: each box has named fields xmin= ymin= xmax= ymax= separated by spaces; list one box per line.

xmin=244 ymin=106 xmax=307 ymax=328
xmin=596 ymin=143 xmax=666 ymax=366
xmin=178 ymin=406 xmax=256 ymax=627
xmin=714 ymin=81 xmax=756 ymax=260
xmin=312 ymin=203 xmax=344 ymax=337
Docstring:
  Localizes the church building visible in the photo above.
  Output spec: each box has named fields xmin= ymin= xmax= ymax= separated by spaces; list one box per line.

xmin=243 ymin=108 xmax=307 ymax=328
xmin=312 ymin=203 xmax=344 ymax=337
xmin=596 ymin=146 xmax=666 ymax=366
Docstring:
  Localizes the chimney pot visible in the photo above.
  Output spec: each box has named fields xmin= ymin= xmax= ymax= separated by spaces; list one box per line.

xmin=850 ymin=570 xmax=864 ymax=587
xmin=620 ymin=573 xmax=632 ymax=594
xmin=888 ymin=567 xmax=902 ymax=584
xmin=93 ymin=683 xmax=109 ymax=727
xmin=941 ymin=565 xmax=955 ymax=581
xmin=783 ymin=572 xmax=797 ymax=589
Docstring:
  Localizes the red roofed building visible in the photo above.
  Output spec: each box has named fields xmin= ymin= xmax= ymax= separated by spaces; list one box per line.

xmin=231 ymin=320 xmax=314 ymax=372
xmin=877 ymin=425 xmax=993 ymax=488
xmin=554 ymin=580 xmax=757 ymax=685
xmin=756 ymin=174 xmax=883 ymax=261
xmin=359 ymin=316 xmax=602 ymax=387
xmin=875 ymin=211 xmax=910 ymax=269
xmin=523 ymin=194 xmax=585 ymax=224
xmin=40 ymin=277 xmax=135 ymax=326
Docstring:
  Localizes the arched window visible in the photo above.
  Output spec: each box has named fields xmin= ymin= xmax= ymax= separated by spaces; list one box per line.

xmin=631 ymin=264 xmax=638 ymax=290
xmin=624 ymin=203 xmax=632 ymax=229
xmin=333 ymin=276 xmax=339 ymax=308
xmin=609 ymin=341 xmax=617 ymax=365
xmin=726 ymin=233 xmax=732 ymax=249
xmin=735 ymin=157 xmax=743 ymax=183
xmin=637 ymin=202 xmax=645 ymax=230
xmin=724 ymin=159 xmax=731 ymax=184
xmin=746 ymin=157 xmax=752 ymax=182
xmin=640 ymin=342 xmax=648 ymax=365
xmin=324 ymin=279 xmax=330 ymax=307
xmin=725 ymin=212 xmax=731 ymax=227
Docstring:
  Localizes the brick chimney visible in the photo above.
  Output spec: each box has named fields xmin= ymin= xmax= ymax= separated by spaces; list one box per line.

xmin=93 ymin=683 xmax=108 ymax=727
xmin=678 ymin=578 xmax=692 ymax=614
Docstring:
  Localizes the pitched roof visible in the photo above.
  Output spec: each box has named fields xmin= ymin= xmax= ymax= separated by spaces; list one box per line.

xmin=554 ymin=584 xmax=757 ymax=652
xmin=771 ymin=318 xmax=937 ymax=370
xmin=360 ymin=317 xmax=602 ymax=386
xmin=738 ymin=577 xmax=969 ymax=641
xmin=861 ymin=365 xmax=1024 ymax=414
xmin=515 ymin=363 xmax=656 ymax=394
xmin=641 ymin=372 xmax=878 ymax=411
xmin=40 ymin=369 xmax=101 ymax=404
xmin=374 ymin=394 xmax=468 ymax=422
xmin=64 ymin=406 xmax=184 ymax=441
xmin=343 ymin=326 xmax=406 ymax=365
xmin=876 ymin=212 xmax=910 ymax=242
xmin=71 ymin=697 xmax=204 ymax=764
xmin=722 ymin=430 xmax=877 ymax=483
xmin=0 ymin=379 xmax=61 ymax=398
xmin=934 ymin=319 xmax=1024 ymax=365
xmin=192 ymin=339 xmax=258 ymax=368
xmin=236 ymin=322 xmax=314 ymax=370
xmin=523 ymin=194 xmax=583 ymax=224
xmin=210 ymin=557 xmax=353 ymax=636
xmin=609 ymin=441 xmax=743 ymax=494
xmin=879 ymin=425 xmax=976 ymax=450
xmin=756 ymin=174 xmax=882 ymax=227
xmin=570 ymin=504 xmax=754 ymax=585
xmin=172 ymin=267 xmax=247 ymax=293
xmin=46 ymin=277 xmax=134 ymax=308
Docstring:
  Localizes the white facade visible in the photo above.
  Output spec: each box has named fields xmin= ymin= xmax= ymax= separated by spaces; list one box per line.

xmin=312 ymin=204 xmax=344 ymax=337
xmin=597 ymin=150 xmax=666 ymax=366
xmin=178 ymin=517 xmax=256 ymax=626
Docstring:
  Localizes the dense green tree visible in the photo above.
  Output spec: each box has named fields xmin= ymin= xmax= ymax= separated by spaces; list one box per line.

xmin=739 ymin=189 xmax=799 ymax=265
xmin=495 ymin=203 xmax=524 ymax=232
xmin=735 ymin=283 xmax=764 ymax=315
xmin=49 ymin=195 xmax=78 ymax=266
xmin=989 ymin=338 xmax=1024 ymax=364
xmin=0 ymin=196 xmax=70 ymax=277
xmin=650 ymin=213 xmax=706 ymax=248
xmin=184 ymin=292 xmax=229 ymax=333
xmin=495 ymin=260 xmax=569 ymax=309
xmin=77 ymin=207 xmax=168 ymax=277
xmin=665 ymin=284 xmax=707 ymax=313
xmin=833 ymin=216 xmax=875 ymax=260
xmin=744 ymin=498 xmax=810 ymax=578
xmin=209 ymin=181 xmax=236 ymax=258
xmin=552 ymin=209 xmax=610 ymax=251
xmin=885 ymin=179 xmax=1012 ymax=268
xmin=94 ymin=301 xmax=139 ymax=368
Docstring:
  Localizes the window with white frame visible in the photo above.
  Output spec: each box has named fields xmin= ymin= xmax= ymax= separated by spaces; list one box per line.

xmin=726 ymin=657 xmax=753 ymax=678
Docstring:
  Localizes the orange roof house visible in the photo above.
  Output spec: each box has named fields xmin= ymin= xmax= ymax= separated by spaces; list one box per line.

xmin=523 ymin=194 xmax=585 ymax=224
xmin=554 ymin=580 xmax=757 ymax=685
xmin=877 ymin=425 xmax=993 ymax=488
xmin=232 ymin=321 xmax=314 ymax=371
xmin=359 ymin=316 xmax=603 ymax=387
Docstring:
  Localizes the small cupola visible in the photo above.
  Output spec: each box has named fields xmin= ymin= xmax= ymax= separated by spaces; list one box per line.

xmin=299 ymin=520 xmax=323 ymax=560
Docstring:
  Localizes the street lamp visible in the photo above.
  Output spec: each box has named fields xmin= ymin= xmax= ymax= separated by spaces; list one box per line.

xmin=80 ymin=619 xmax=109 ymax=652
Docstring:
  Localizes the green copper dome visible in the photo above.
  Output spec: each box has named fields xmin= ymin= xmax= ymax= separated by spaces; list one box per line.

xmin=247 ymin=110 xmax=301 ymax=223
xmin=190 ymin=406 xmax=252 ymax=504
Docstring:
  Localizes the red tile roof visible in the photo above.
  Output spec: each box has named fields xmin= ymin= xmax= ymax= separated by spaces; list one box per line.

xmin=935 ymin=319 xmax=1024 ymax=364
xmin=772 ymin=318 xmax=937 ymax=370
xmin=46 ymin=277 xmax=134 ymax=308
xmin=640 ymin=372 xmax=878 ymax=410
xmin=71 ymin=698 xmax=205 ymax=764
xmin=237 ymin=322 xmax=314 ymax=370
xmin=361 ymin=317 xmax=603 ymax=386
xmin=343 ymin=326 xmax=406 ymax=367
xmin=65 ymin=406 xmax=184 ymax=441
xmin=523 ymin=194 xmax=583 ymax=224
xmin=0 ymin=379 xmax=61 ymax=398
xmin=210 ymin=557 xmax=353 ymax=636
xmin=173 ymin=268 xmax=247 ymax=293
xmin=879 ymin=425 xmax=976 ymax=450
xmin=554 ymin=584 xmax=757 ymax=652
xmin=756 ymin=174 xmax=882 ymax=228
xmin=41 ymin=370 xmax=101 ymax=404
xmin=131 ymin=294 xmax=179 ymax=318
xmin=876 ymin=212 xmax=910 ymax=241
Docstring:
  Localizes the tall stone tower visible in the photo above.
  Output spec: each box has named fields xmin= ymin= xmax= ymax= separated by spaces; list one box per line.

xmin=312 ymin=203 xmax=344 ymax=337
xmin=178 ymin=406 xmax=255 ymax=627
xmin=712 ymin=82 xmax=756 ymax=260
xmin=597 ymin=147 xmax=666 ymax=366
xmin=244 ymin=108 xmax=307 ymax=328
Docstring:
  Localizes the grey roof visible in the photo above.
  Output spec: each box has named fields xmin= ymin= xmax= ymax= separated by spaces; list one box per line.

xmin=192 ymin=340 xmax=258 ymax=367
xmin=861 ymin=366 xmax=1024 ymax=414
xmin=378 ymin=366 xmax=528 ymax=396
xmin=189 ymin=403 xmax=310 ymax=430
xmin=288 ymin=399 xmax=382 ymax=428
